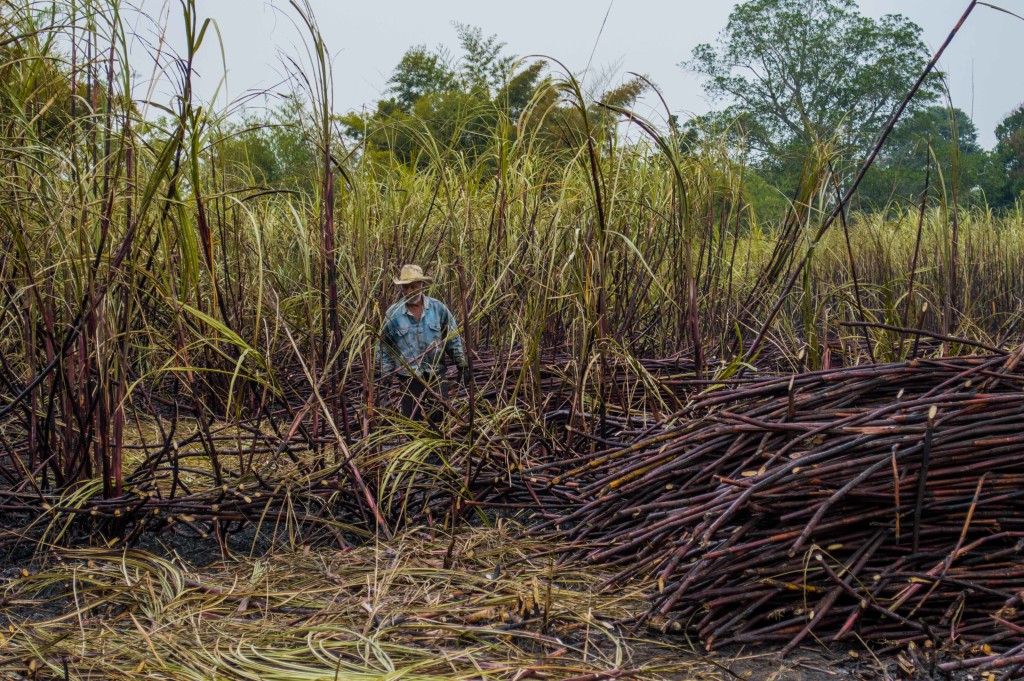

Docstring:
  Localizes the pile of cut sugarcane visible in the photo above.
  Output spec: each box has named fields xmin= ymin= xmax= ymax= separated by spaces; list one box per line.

xmin=504 ymin=352 xmax=1024 ymax=676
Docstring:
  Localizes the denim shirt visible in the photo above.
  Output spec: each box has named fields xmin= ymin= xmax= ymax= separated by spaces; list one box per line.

xmin=376 ymin=295 xmax=467 ymax=378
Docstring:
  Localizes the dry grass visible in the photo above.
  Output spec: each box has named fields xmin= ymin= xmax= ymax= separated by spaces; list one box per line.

xmin=0 ymin=524 xmax=763 ymax=680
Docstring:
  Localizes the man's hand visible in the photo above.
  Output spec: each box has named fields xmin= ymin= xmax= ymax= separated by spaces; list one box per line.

xmin=457 ymin=366 xmax=469 ymax=388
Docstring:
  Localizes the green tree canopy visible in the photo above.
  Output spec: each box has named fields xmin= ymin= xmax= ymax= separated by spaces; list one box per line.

xmin=453 ymin=22 xmax=515 ymax=97
xmin=995 ymin=103 xmax=1024 ymax=205
xmin=859 ymin=106 xmax=1004 ymax=209
xmin=387 ymin=46 xmax=456 ymax=112
xmin=214 ymin=94 xmax=319 ymax=193
xmin=339 ymin=25 xmax=647 ymax=168
xmin=339 ymin=24 xmax=531 ymax=165
xmin=683 ymin=0 xmax=933 ymax=158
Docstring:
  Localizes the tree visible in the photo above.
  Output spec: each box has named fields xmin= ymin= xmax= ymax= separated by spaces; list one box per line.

xmin=387 ymin=46 xmax=456 ymax=112
xmin=382 ymin=23 xmax=513 ymax=114
xmin=496 ymin=60 xmax=547 ymax=120
xmin=339 ymin=23 xmax=652 ymax=169
xmin=860 ymin=106 xmax=1004 ymax=209
xmin=995 ymin=103 xmax=1024 ymax=205
xmin=214 ymin=94 xmax=319 ymax=194
xmin=340 ymin=24 xmax=649 ymax=168
xmin=683 ymin=0 xmax=933 ymax=159
xmin=452 ymin=22 xmax=515 ymax=97
xmin=339 ymin=25 xmax=519 ymax=164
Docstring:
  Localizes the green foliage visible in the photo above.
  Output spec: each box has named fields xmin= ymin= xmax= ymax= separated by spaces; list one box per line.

xmin=859 ymin=106 xmax=1004 ymax=209
xmin=742 ymin=169 xmax=792 ymax=222
xmin=339 ymin=24 xmax=526 ymax=165
xmin=387 ymin=46 xmax=456 ymax=111
xmin=215 ymin=94 xmax=319 ymax=193
xmin=995 ymin=103 xmax=1024 ymax=205
xmin=0 ymin=0 xmax=131 ymax=145
xmin=684 ymin=0 xmax=933 ymax=159
xmin=452 ymin=22 xmax=515 ymax=97
xmin=496 ymin=60 xmax=546 ymax=119
xmin=340 ymin=25 xmax=648 ymax=168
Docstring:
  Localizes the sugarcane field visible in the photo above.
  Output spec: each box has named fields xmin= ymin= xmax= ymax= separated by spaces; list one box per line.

xmin=2 ymin=0 xmax=1024 ymax=679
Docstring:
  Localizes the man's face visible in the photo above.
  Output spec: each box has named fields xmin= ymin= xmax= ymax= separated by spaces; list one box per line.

xmin=401 ymin=281 xmax=424 ymax=304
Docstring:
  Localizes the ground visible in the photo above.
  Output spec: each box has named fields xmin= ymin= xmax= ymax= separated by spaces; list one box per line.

xmin=0 ymin=522 xmax=957 ymax=681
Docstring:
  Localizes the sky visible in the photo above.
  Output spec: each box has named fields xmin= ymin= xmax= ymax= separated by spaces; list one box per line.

xmin=126 ymin=0 xmax=1024 ymax=148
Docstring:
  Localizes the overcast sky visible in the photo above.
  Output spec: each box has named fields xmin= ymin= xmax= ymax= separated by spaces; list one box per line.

xmin=127 ymin=0 xmax=1023 ymax=148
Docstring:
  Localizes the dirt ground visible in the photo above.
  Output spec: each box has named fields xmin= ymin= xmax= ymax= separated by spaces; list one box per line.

xmin=2 ymin=523 xmax=974 ymax=681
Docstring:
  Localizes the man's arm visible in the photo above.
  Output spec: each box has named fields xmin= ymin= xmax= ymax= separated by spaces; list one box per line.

xmin=442 ymin=304 xmax=468 ymax=370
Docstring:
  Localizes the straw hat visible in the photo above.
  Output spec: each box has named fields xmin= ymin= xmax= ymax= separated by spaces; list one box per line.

xmin=393 ymin=264 xmax=432 ymax=285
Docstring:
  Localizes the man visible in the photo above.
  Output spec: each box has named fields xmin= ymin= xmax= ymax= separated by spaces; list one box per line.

xmin=377 ymin=264 xmax=468 ymax=421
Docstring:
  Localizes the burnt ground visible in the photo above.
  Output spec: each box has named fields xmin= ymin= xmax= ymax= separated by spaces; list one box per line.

xmin=0 ymin=529 xmax=976 ymax=681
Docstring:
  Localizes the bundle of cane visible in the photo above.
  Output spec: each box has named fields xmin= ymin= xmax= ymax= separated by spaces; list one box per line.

xmin=522 ymin=355 xmax=1024 ymax=664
